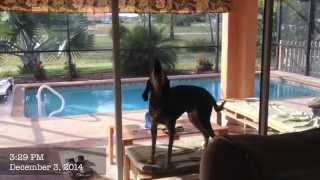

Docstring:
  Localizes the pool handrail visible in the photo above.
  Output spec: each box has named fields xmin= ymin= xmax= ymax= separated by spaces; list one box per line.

xmin=36 ymin=85 xmax=65 ymax=118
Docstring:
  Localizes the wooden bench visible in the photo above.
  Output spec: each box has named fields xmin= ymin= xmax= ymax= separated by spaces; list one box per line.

xmin=108 ymin=125 xmax=180 ymax=165
xmin=124 ymin=144 xmax=201 ymax=180
xmin=107 ymin=119 xmax=227 ymax=180
xmin=108 ymin=119 xmax=228 ymax=165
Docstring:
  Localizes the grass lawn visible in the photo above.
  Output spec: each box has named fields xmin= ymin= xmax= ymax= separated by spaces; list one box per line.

xmin=0 ymin=51 xmax=213 ymax=78
xmin=90 ymin=23 xmax=212 ymax=35
xmin=91 ymin=23 xmax=214 ymax=48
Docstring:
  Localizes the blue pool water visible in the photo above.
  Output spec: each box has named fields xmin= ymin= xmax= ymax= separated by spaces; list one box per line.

xmin=24 ymin=78 xmax=320 ymax=118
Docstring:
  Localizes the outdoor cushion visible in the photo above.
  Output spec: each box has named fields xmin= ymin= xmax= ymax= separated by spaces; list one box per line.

xmin=125 ymin=141 xmax=202 ymax=175
xmin=308 ymin=97 xmax=320 ymax=108
xmin=224 ymin=99 xmax=317 ymax=132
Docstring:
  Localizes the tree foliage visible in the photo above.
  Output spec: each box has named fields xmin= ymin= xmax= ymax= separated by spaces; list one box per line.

xmin=119 ymin=25 xmax=177 ymax=76
xmin=0 ymin=12 xmax=94 ymax=79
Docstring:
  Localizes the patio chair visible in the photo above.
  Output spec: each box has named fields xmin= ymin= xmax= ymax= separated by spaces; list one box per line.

xmin=0 ymin=77 xmax=14 ymax=102
xmin=200 ymin=128 xmax=320 ymax=180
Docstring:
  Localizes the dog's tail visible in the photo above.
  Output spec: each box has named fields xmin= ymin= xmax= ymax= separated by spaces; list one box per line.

xmin=212 ymin=100 xmax=226 ymax=112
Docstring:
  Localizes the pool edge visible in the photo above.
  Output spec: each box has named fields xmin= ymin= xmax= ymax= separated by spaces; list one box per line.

xmin=13 ymin=71 xmax=320 ymax=120
xmin=12 ymin=73 xmax=221 ymax=119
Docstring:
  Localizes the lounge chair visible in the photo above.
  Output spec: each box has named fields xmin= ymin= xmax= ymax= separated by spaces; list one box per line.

xmin=0 ymin=77 xmax=14 ymax=102
xmin=223 ymin=98 xmax=318 ymax=133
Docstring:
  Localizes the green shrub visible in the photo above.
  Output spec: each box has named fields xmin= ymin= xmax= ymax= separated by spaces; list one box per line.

xmin=175 ymin=14 xmax=205 ymax=26
xmin=196 ymin=54 xmax=213 ymax=72
xmin=109 ymin=24 xmax=129 ymax=38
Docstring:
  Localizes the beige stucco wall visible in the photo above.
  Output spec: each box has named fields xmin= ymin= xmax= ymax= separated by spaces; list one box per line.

xmin=221 ymin=0 xmax=258 ymax=99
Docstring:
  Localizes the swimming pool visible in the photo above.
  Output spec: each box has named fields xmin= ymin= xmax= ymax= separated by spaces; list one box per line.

xmin=24 ymin=78 xmax=320 ymax=118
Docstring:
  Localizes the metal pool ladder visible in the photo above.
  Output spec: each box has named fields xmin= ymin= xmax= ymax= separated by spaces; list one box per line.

xmin=36 ymin=85 xmax=65 ymax=118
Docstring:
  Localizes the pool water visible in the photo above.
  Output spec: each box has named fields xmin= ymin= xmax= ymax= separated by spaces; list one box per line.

xmin=24 ymin=78 xmax=320 ymax=118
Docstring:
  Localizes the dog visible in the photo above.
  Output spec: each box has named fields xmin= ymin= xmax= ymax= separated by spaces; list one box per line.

xmin=142 ymin=60 xmax=225 ymax=168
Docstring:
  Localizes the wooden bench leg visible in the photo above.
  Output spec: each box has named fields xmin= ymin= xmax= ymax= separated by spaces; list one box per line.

xmin=217 ymin=111 xmax=222 ymax=125
xmin=108 ymin=127 xmax=114 ymax=165
xmin=123 ymin=140 xmax=133 ymax=179
xmin=124 ymin=154 xmax=130 ymax=180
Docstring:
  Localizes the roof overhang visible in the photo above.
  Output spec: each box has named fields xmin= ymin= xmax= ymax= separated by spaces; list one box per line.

xmin=0 ymin=0 xmax=231 ymax=13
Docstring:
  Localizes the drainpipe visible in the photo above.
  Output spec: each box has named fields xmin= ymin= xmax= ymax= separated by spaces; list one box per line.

xmin=259 ymin=0 xmax=274 ymax=135
xmin=111 ymin=0 xmax=123 ymax=179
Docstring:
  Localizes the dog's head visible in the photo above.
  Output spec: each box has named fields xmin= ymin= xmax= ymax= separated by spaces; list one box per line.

xmin=151 ymin=60 xmax=167 ymax=93
xmin=142 ymin=60 xmax=170 ymax=101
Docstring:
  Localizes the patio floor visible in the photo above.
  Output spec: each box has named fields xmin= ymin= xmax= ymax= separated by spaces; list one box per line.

xmin=0 ymin=71 xmax=319 ymax=179
xmin=0 ymin=95 xmax=205 ymax=179
xmin=0 ymin=95 xmax=317 ymax=179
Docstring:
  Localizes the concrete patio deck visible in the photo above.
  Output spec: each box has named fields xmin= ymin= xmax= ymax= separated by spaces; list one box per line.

xmin=0 ymin=95 xmax=317 ymax=179
xmin=0 ymin=95 xmax=204 ymax=179
xmin=0 ymin=71 xmax=319 ymax=179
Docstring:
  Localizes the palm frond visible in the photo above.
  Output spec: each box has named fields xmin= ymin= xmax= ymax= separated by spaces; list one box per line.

xmin=119 ymin=25 xmax=177 ymax=76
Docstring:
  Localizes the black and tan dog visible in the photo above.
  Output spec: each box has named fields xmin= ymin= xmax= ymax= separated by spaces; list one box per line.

xmin=142 ymin=60 xmax=225 ymax=168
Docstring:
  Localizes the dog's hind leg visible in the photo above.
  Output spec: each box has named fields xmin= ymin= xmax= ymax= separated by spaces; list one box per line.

xmin=188 ymin=110 xmax=214 ymax=148
xmin=200 ymin=110 xmax=215 ymax=148
xmin=150 ymin=120 xmax=158 ymax=164
xmin=166 ymin=121 xmax=176 ymax=169
xmin=200 ymin=108 xmax=216 ymax=148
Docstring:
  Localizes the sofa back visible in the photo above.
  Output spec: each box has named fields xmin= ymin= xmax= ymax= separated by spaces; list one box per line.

xmin=200 ymin=128 xmax=320 ymax=180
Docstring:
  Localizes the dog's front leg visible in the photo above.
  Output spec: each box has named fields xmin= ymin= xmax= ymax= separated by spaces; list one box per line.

xmin=150 ymin=120 xmax=158 ymax=164
xmin=166 ymin=123 xmax=176 ymax=169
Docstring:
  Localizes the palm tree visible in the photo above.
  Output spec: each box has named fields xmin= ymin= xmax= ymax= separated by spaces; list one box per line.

xmin=0 ymin=13 xmax=49 ymax=71
xmin=62 ymin=13 xmax=95 ymax=79
xmin=170 ymin=14 xmax=175 ymax=40
xmin=0 ymin=12 xmax=94 ymax=79
xmin=119 ymin=25 xmax=177 ymax=76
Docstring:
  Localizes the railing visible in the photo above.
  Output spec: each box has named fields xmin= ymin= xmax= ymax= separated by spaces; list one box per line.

xmin=278 ymin=40 xmax=320 ymax=77
xmin=36 ymin=85 xmax=65 ymax=118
